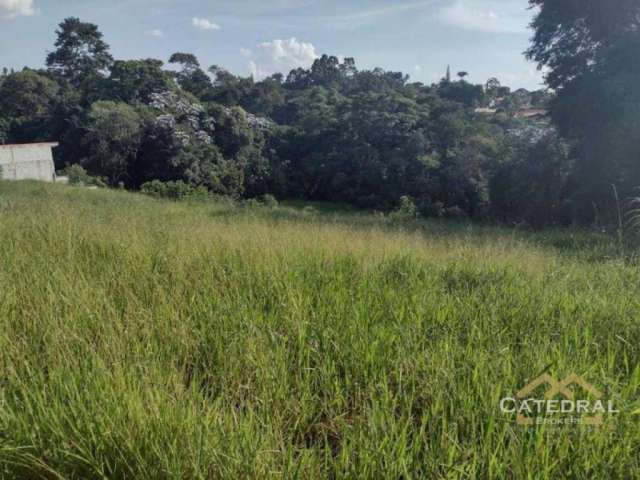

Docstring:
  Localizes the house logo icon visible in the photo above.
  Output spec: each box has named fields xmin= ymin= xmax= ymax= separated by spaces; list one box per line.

xmin=515 ymin=373 xmax=604 ymax=426
xmin=500 ymin=372 xmax=618 ymax=427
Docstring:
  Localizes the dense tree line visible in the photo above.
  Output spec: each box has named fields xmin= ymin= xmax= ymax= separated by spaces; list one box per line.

xmin=2 ymin=4 xmax=636 ymax=227
xmin=527 ymin=0 xmax=640 ymax=225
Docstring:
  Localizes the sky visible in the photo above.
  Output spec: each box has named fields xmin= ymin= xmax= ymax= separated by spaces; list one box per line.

xmin=0 ymin=0 xmax=545 ymax=90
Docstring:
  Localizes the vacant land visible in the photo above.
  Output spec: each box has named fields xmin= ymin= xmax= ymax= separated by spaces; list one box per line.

xmin=0 ymin=182 xmax=639 ymax=479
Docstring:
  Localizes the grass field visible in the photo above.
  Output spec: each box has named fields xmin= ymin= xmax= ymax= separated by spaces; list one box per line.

xmin=0 ymin=181 xmax=639 ymax=479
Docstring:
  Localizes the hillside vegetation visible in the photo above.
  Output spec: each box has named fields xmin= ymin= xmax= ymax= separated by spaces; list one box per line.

xmin=5 ymin=1 xmax=640 ymax=227
xmin=0 ymin=182 xmax=639 ymax=478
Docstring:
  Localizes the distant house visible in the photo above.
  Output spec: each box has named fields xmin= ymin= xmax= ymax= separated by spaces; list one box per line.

xmin=0 ymin=143 xmax=58 ymax=182
xmin=474 ymin=107 xmax=498 ymax=115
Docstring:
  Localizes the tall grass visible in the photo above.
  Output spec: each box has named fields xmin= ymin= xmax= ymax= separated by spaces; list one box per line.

xmin=0 ymin=181 xmax=639 ymax=479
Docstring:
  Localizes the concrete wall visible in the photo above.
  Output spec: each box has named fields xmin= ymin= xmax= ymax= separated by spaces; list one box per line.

xmin=0 ymin=143 xmax=57 ymax=182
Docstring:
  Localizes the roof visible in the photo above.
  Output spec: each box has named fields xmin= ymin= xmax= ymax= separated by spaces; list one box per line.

xmin=475 ymin=107 xmax=497 ymax=114
xmin=514 ymin=109 xmax=547 ymax=119
xmin=0 ymin=142 xmax=59 ymax=148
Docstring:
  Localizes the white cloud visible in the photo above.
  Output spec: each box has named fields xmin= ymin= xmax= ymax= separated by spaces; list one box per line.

xmin=495 ymin=67 xmax=545 ymax=89
xmin=342 ymin=1 xmax=434 ymax=21
xmin=145 ymin=29 xmax=164 ymax=38
xmin=248 ymin=61 xmax=268 ymax=80
xmin=239 ymin=48 xmax=252 ymax=57
xmin=323 ymin=1 xmax=435 ymax=29
xmin=438 ymin=0 xmax=530 ymax=34
xmin=192 ymin=17 xmax=220 ymax=31
xmin=0 ymin=0 xmax=37 ymax=19
xmin=410 ymin=66 xmax=445 ymax=84
xmin=246 ymin=37 xmax=318 ymax=80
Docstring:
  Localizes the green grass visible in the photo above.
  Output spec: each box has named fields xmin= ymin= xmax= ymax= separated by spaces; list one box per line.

xmin=0 ymin=181 xmax=639 ymax=479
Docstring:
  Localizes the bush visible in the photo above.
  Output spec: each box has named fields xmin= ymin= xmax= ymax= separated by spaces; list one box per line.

xmin=141 ymin=180 xmax=169 ymax=198
xmin=60 ymin=164 xmax=107 ymax=187
xmin=261 ymin=194 xmax=279 ymax=208
xmin=390 ymin=196 xmax=418 ymax=221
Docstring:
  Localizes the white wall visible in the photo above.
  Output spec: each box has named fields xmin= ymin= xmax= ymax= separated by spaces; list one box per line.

xmin=0 ymin=143 xmax=57 ymax=182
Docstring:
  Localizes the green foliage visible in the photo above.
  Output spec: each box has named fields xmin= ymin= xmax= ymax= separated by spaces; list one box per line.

xmin=169 ymin=52 xmax=212 ymax=99
xmin=5 ymin=15 xmax=627 ymax=229
xmin=389 ymin=195 xmax=418 ymax=221
xmin=490 ymin=132 xmax=573 ymax=227
xmin=0 ymin=183 xmax=638 ymax=478
xmin=527 ymin=0 xmax=640 ymax=221
xmin=46 ymin=17 xmax=113 ymax=85
xmin=0 ymin=69 xmax=59 ymax=143
xmin=60 ymin=164 xmax=107 ymax=187
xmin=140 ymin=179 xmax=209 ymax=200
xmin=261 ymin=193 xmax=279 ymax=208
xmin=2 ymin=18 xmax=555 ymax=223
xmin=168 ymin=52 xmax=200 ymax=70
xmin=98 ymin=59 xmax=174 ymax=103
xmin=437 ymin=77 xmax=485 ymax=107
xmin=0 ymin=116 xmax=8 ymax=144
xmin=81 ymin=101 xmax=142 ymax=185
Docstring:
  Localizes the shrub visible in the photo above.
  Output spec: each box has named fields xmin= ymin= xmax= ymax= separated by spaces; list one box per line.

xmin=60 ymin=164 xmax=107 ymax=187
xmin=390 ymin=196 xmax=418 ymax=221
xmin=140 ymin=180 xmax=169 ymax=198
xmin=261 ymin=194 xmax=279 ymax=208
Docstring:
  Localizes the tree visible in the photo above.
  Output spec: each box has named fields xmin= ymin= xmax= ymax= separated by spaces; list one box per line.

xmin=284 ymin=55 xmax=358 ymax=90
xmin=0 ymin=69 xmax=59 ymax=142
xmin=209 ymin=105 xmax=271 ymax=197
xmin=6 ymin=11 xmax=574 ymax=225
xmin=168 ymin=53 xmax=200 ymax=71
xmin=490 ymin=132 xmax=573 ymax=227
xmin=46 ymin=17 xmax=113 ymax=85
xmin=526 ymin=0 xmax=640 ymax=221
xmin=438 ymin=78 xmax=485 ymax=108
xmin=81 ymin=101 xmax=142 ymax=185
xmin=485 ymin=77 xmax=502 ymax=99
xmin=169 ymin=53 xmax=213 ymax=99
xmin=527 ymin=0 xmax=639 ymax=91
xmin=208 ymin=66 xmax=254 ymax=105
xmin=100 ymin=59 xmax=173 ymax=103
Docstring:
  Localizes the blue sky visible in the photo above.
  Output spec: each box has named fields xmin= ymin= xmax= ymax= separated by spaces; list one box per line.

xmin=0 ymin=0 xmax=544 ymax=89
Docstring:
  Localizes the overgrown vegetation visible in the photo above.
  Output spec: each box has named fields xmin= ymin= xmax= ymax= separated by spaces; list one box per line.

xmin=1 ymin=1 xmax=639 ymax=478
xmin=527 ymin=0 xmax=640 ymax=223
xmin=2 ymin=2 xmax=639 ymax=228
xmin=0 ymin=182 xmax=639 ymax=479
xmin=0 ymin=15 xmax=567 ymax=225
xmin=60 ymin=164 xmax=107 ymax=187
